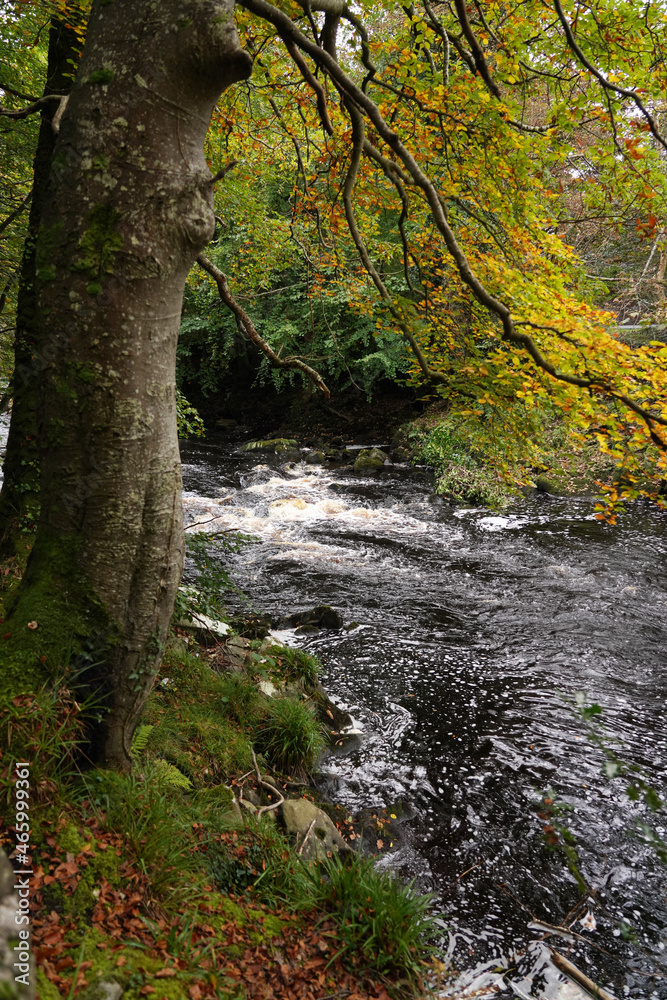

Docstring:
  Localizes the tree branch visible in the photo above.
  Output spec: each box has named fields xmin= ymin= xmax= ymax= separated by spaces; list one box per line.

xmin=0 ymin=188 xmax=32 ymax=237
xmin=196 ymin=254 xmax=331 ymax=397
xmin=553 ymin=0 xmax=667 ymax=152
xmin=0 ymin=93 xmax=63 ymax=120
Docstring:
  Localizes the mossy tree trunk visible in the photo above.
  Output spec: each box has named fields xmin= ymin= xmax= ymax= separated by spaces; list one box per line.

xmin=0 ymin=19 xmax=79 ymax=564
xmin=2 ymin=0 xmax=252 ymax=771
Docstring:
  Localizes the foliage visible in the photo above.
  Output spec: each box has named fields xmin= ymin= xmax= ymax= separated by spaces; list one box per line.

xmin=206 ymin=817 xmax=312 ymax=905
xmin=173 ymin=528 xmax=254 ymax=625
xmin=261 ymin=644 xmax=321 ymax=689
xmin=80 ymin=767 xmax=205 ymax=904
xmin=192 ymin=0 xmax=667 ymax=511
xmin=175 ymin=388 xmax=205 ymax=439
xmin=304 ymin=851 xmax=439 ymax=989
xmin=0 ymin=674 xmax=85 ymax=804
xmin=254 ymin=697 xmax=325 ymax=774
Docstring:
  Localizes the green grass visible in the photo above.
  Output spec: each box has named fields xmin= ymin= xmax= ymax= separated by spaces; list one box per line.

xmin=261 ymin=645 xmax=321 ymax=688
xmin=254 ymin=697 xmax=326 ymax=774
xmin=305 ymin=851 xmax=439 ymax=989
xmin=79 ymin=767 xmax=207 ymax=905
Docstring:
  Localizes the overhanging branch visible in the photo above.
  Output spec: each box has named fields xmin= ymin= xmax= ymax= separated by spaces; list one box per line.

xmin=196 ymin=254 xmax=331 ymax=397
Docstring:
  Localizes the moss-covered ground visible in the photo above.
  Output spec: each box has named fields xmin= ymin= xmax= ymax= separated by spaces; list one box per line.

xmin=1 ymin=632 xmax=440 ymax=1000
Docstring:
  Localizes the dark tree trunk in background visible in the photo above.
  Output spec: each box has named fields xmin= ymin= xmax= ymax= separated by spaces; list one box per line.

xmin=3 ymin=0 xmax=252 ymax=771
xmin=0 ymin=21 xmax=79 ymax=563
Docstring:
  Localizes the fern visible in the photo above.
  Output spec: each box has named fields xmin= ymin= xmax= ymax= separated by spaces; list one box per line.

xmin=131 ymin=724 xmax=154 ymax=757
xmin=152 ymin=759 xmax=193 ymax=790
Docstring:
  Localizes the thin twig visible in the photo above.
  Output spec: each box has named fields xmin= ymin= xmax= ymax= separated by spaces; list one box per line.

xmin=297 ymin=817 xmax=317 ymax=855
xmin=550 ymin=949 xmax=619 ymax=1000
xmin=251 ymin=749 xmax=286 ymax=817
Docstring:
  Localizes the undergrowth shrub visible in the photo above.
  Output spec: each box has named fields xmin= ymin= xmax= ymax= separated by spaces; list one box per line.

xmin=305 ymin=852 xmax=439 ymax=989
xmin=206 ymin=818 xmax=311 ymax=905
xmin=0 ymin=674 xmax=86 ymax=815
xmin=254 ymin=697 xmax=325 ymax=774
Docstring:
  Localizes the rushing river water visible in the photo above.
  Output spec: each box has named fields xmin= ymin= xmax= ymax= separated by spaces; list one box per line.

xmin=180 ymin=437 xmax=667 ymax=1000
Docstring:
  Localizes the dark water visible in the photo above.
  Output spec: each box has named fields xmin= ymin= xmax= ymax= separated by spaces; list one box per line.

xmin=185 ymin=439 xmax=666 ymax=997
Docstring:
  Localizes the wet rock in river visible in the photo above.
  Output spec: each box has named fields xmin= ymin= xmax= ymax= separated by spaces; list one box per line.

xmin=354 ymin=448 xmax=391 ymax=473
xmin=305 ymin=451 xmax=327 ymax=465
xmin=278 ymin=605 xmax=344 ymax=630
xmin=312 ymin=682 xmax=353 ymax=731
xmin=239 ymin=438 xmax=300 ymax=459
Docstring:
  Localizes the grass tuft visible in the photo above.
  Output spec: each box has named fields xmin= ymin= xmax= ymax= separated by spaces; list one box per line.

xmin=254 ymin=697 xmax=326 ymax=774
xmin=305 ymin=851 xmax=439 ymax=989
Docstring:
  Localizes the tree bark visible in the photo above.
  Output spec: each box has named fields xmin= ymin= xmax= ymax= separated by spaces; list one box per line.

xmin=3 ymin=0 xmax=252 ymax=771
xmin=0 ymin=20 xmax=79 ymax=564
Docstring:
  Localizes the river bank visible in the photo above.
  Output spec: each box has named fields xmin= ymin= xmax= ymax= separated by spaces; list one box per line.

xmin=1 ymin=622 xmax=438 ymax=1000
xmin=178 ymin=434 xmax=667 ymax=1000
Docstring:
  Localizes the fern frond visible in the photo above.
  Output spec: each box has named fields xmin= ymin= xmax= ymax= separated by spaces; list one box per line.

xmin=153 ymin=758 xmax=193 ymax=790
xmin=131 ymin=724 xmax=154 ymax=757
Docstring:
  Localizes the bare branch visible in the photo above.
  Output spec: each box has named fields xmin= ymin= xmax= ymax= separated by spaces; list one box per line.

xmin=196 ymin=254 xmax=331 ymax=397
xmin=282 ymin=39 xmax=334 ymax=134
xmin=0 ymin=82 xmax=39 ymax=102
xmin=0 ymin=93 xmax=63 ymax=121
xmin=210 ymin=159 xmax=239 ymax=184
xmin=0 ymin=188 xmax=32 ymax=237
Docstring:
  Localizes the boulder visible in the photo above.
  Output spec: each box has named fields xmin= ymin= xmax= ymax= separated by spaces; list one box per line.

xmin=278 ymin=605 xmax=343 ymax=630
xmin=305 ymin=451 xmax=327 ymax=465
xmin=354 ymin=448 xmax=390 ymax=473
xmin=281 ymin=799 xmax=352 ymax=861
xmin=239 ymin=438 xmax=298 ymax=455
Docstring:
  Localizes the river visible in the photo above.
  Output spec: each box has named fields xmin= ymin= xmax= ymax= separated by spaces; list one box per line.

xmin=180 ymin=435 xmax=667 ymax=1000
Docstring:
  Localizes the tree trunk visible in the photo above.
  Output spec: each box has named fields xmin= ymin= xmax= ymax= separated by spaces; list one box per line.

xmin=0 ymin=20 xmax=79 ymax=564
xmin=3 ymin=0 xmax=252 ymax=771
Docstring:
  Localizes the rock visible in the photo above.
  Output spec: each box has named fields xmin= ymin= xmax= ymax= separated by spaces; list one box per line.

xmin=392 ymin=446 xmax=411 ymax=462
xmin=239 ymin=438 xmax=298 ymax=454
xmin=258 ymin=679 xmax=280 ymax=698
xmin=215 ymin=418 xmax=237 ymax=430
xmin=243 ymin=789 xmax=262 ymax=808
xmin=312 ymin=684 xmax=353 ymax=731
xmin=535 ymin=474 xmax=558 ymax=494
xmin=354 ymin=448 xmax=390 ymax=473
xmin=222 ymin=635 xmax=252 ymax=672
xmin=325 ymin=449 xmax=342 ymax=461
xmin=278 ymin=605 xmax=343 ymax=630
xmin=281 ymin=799 xmax=352 ymax=861
xmin=0 ymin=850 xmax=34 ymax=999
xmin=305 ymin=451 xmax=327 ymax=465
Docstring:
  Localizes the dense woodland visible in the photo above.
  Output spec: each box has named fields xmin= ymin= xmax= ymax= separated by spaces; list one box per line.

xmin=1 ymin=0 xmax=667 ymax=997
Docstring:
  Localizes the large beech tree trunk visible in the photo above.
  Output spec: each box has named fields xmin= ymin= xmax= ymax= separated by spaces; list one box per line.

xmin=3 ymin=0 xmax=252 ymax=770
